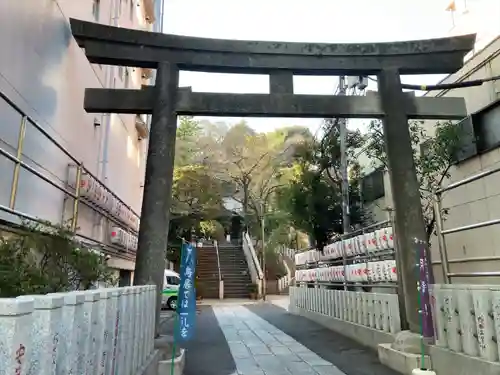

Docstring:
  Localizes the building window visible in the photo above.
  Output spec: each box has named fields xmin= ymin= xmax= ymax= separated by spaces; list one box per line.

xmin=118 ymin=66 xmax=124 ymax=81
xmin=92 ymin=0 xmax=100 ymax=21
xmin=361 ymin=168 xmax=385 ymax=203
xmin=474 ymin=101 xmax=500 ymax=153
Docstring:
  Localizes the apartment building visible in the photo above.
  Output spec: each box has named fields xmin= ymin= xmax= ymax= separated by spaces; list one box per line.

xmin=359 ymin=2 xmax=500 ymax=284
xmin=0 ymin=0 xmax=158 ymax=284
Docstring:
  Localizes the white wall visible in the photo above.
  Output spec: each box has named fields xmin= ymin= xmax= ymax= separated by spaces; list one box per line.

xmin=0 ymin=0 xmax=155 ymax=266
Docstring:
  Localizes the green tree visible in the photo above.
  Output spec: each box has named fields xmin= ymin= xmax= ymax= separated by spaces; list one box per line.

xmin=205 ymin=121 xmax=310 ymax=233
xmin=364 ymin=119 xmax=464 ymax=240
xmin=275 ymin=119 xmax=365 ymax=250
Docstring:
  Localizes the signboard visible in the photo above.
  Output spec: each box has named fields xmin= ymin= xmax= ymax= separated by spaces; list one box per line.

xmin=176 ymin=242 xmax=197 ymax=342
xmin=417 ymin=240 xmax=435 ymax=341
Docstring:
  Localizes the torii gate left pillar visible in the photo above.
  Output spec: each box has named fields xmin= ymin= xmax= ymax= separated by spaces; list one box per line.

xmin=134 ymin=62 xmax=178 ymax=335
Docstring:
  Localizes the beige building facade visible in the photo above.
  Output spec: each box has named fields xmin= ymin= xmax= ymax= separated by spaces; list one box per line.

xmin=0 ymin=0 xmax=159 ymax=282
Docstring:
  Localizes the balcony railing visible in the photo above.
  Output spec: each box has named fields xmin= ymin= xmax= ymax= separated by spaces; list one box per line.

xmin=0 ymin=89 xmax=140 ymax=259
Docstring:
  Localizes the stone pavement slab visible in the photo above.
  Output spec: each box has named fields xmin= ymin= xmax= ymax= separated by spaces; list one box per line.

xmin=179 ymin=301 xmax=397 ymax=375
xmin=246 ymin=303 xmax=399 ymax=375
xmin=213 ymin=305 xmax=345 ymax=375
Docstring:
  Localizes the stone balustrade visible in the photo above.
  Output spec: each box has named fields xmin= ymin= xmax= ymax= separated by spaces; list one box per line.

xmin=0 ymin=285 xmax=156 ymax=375
xmin=431 ymin=284 xmax=500 ymax=363
xmin=289 ymin=286 xmax=401 ymax=334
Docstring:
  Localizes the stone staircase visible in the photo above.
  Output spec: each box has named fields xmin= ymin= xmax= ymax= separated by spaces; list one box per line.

xmin=197 ymin=245 xmax=221 ymax=299
xmin=197 ymin=242 xmax=252 ymax=299
xmin=218 ymin=243 xmax=252 ymax=298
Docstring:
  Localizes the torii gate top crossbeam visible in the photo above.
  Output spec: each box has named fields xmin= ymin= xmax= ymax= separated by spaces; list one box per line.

xmin=70 ymin=19 xmax=475 ymax=75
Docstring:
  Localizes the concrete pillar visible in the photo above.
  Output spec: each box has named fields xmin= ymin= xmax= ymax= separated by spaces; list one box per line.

xmin=51 ymin=292 xmax=85 ymax=374
xmin=84 ymin=290 xmax=102 ymax=374
xmin=134 ymin=61 xmax=180 ymax=336
xmin=16 ymin=295 xmax=63 ymax=375
xmin=147 ymin=285 xmax=156 ymax=356
xmin=134 ymin=286 xmax=144 ymax=371
xmin=77 ymin=291 xmax=93 ymax=373
xmin=116 ymin=287 xmax=132 ymax=375
xmin=387 ymin=294 xmax=401 ymax=334
xmin=125 ymin=287 xmax=136 ymax=373
xmin=377 ymin=68 xmax=429 ymax=333
xmin=0 ymin=298 xmax=33 ymax=375
xmin=95 ymin=288 xmax=116 ymax=375
xmin=131 ymin=287 xmax=141 ymax=373
xmin=110 ymin=288 xmax=123 ymax=375
xmin=140 ymin=286 xmax=148 ymax=366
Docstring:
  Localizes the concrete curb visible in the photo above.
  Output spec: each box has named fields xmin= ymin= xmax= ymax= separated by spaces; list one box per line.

xmin=158 ymin=348 xmax=186 ymax=375
xmin=290 ymin=306 xmax=396 ymax=350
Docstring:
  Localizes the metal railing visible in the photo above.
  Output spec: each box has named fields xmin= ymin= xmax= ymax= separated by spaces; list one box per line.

xmin=0 ymin=89 xmax=140 ymax=259
xmin=434 ymin=163 xmax=500 ymax=283
xmin=242 ymin=232 xmax=264 ymax=295
xmin=214 ymin=239 xmax=223 ymax=298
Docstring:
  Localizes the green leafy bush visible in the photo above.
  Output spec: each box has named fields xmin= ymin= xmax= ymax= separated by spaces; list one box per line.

xmin=0 ymin=221 xmax=115 ymax=297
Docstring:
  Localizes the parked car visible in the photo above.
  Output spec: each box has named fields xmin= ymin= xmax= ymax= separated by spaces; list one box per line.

xmin=162 ymin=269 xmax=180 ymax=310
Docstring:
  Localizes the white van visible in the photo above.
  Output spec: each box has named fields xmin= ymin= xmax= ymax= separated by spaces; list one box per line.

xmin=162 ymin=269 xmax=181 ymax=310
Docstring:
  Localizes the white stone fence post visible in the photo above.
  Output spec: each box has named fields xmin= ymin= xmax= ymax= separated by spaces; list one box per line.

xmin=289 ymin=286 xmax=401 ymax=334
xmin=0 ymin=285 xmax=156 ymax=375
xmin=430 ymin=283 xmax=500 ymax=363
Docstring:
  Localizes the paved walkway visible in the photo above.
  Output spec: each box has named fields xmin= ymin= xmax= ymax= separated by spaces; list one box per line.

xmin=183 ymin=300 xmax=398 ymax=375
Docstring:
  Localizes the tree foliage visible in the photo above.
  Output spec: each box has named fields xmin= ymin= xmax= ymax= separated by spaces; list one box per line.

xmin=364 ymin=119 xmax=464 ymax=240
xmin=0 ymin=221 xmax=115 ymax=297
xmin=276 ymin=119 xmax=365 ymax=250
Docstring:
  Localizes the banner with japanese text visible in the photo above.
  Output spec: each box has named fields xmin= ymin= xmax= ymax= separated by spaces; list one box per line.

xmin=176 ymin=242 xmax=197 ymax=342
xmin=418 ymin=240 xmax=435 ymax=340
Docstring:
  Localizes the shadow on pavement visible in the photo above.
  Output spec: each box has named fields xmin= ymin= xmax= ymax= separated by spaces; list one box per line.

xmin=182 ymin=306 xmax=237 ymax=375
xmin=246 ymin=303 xmax=399 ymax=375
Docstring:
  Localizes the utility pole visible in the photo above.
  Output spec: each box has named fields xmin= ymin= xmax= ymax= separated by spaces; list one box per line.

xmin=338 ymin=76 xmax=350 ymax=234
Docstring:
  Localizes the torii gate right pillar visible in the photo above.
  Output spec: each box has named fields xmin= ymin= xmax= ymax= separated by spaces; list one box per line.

xmin=378 ymin=69 xmax=428 ymax=334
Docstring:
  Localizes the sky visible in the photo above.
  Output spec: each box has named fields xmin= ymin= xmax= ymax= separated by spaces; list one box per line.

xmin=162 ymin=0 xmax=459 ymax=135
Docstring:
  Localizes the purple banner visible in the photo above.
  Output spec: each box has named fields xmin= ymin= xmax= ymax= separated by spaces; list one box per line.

xmin=418 ymin=241 xmax=435 ymax=341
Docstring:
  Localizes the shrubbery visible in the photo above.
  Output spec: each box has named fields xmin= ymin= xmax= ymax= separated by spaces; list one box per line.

xmin=0 ymin=221 xmax=115 ymax=297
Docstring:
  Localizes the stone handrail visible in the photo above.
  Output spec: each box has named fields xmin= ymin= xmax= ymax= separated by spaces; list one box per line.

xmin=243 ymin=232 xmax=263 ymax=293
xmin=0 ymin=285 xmax=156 ymax=375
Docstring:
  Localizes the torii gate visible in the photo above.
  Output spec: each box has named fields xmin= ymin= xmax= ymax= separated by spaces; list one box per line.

xmin=70 ymin=18 xmax=474 ymax=334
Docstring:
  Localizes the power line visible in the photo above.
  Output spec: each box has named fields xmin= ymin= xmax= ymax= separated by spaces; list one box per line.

xmin=367 ymin=74 xmax=500 ymax=91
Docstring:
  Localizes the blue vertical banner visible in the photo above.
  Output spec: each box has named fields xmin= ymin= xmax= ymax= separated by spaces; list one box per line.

xmin=176 ymin=242 xmax=197 ymax=342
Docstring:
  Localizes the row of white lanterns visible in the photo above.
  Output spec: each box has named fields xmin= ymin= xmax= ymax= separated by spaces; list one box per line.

xmin=69 ymin=166 xmax=140 ymax=232
xmin=324 ymin=227 xmax=395 ymax=259
xmin=110 ymin=226 xmax=138 ymax=251
xmin=294 ymin=227 xmax=394 ymax=266
xmin=295 ymin=260 xmax=397 ymax=283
